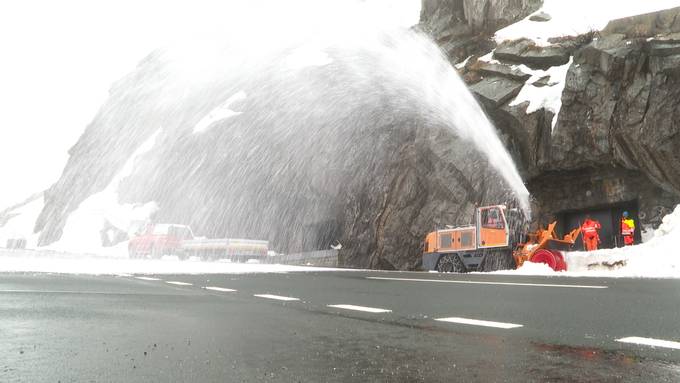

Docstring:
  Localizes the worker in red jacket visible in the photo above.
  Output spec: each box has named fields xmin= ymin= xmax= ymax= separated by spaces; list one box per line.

xmin=581 ymin=215 xmax=602 ymax=251
xmin=621 ymin=211 xmax=636 ymax=246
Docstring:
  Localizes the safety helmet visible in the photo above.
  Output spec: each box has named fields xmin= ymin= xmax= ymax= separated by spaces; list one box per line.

xmin=623 ymin=211 xmax=629 ymax=218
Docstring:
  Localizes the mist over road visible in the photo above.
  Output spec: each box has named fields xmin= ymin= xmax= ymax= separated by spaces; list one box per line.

xmin=2 ymin=270 xmax=679 ymax=382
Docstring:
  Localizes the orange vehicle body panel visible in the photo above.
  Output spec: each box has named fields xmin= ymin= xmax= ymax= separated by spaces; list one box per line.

xmin=479 ymin=227 xmax=508 ymax=248
xmin=425 ymin=232 xmax=437 ymax=253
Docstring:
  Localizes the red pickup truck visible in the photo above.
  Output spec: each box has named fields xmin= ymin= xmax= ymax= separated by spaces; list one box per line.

xmin=128 ymin=223 xmax=269 ymax=262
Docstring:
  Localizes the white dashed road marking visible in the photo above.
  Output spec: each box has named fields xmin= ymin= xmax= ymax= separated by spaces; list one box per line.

xmin=166 ymin=281 xmax=193 ymax=286
xmin=435 ymin=317 xmax=523 ymax=329
xmin=327 ymin=304 xmax=392 ymax=313
xmin=205 ymin=286 xmax=237 ymax=292
xmin=253 ymin=294 xmax=300 ymax=301
xmin=366 ymin=276 xmax=608 ymax=289
xmin=616 ymin=337 xmax=680 ymax=350
xmin=134 ymin=276 xmax=161 ymax=281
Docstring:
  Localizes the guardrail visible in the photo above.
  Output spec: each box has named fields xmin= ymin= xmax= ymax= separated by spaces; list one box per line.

xmin=265 ymin=249 xmax=338 ymax=267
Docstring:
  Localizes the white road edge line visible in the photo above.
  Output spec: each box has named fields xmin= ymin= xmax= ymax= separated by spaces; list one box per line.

xmin=327 ymin=304 xmax=392 ymax=313
xmin=166 ymin=281 xmax=193 ymax=286
xmin=253 ymin=294 xmax=300 ymax=301
xmin=366 ymin=276 xmax=607 ymax=289
xmin=616 ymin=337 xmax=680 ymax=350
xmin=435 ymin=317 xmax=523 ymax=329
xmin=134 ymin=276 xmax=161 ymax=281
xmin=205 ymin=286 xmax=237 ymax=292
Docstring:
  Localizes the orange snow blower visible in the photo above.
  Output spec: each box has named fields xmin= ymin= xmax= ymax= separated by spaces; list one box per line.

xmin=513 ymin=222 xmax=581 ymax=272
xmin=422 ymin=205 xmax=582 ymax=273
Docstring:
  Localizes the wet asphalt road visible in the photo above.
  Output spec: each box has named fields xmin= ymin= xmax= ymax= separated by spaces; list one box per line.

xmin=2 ymin=270 xmax=680 ymax=382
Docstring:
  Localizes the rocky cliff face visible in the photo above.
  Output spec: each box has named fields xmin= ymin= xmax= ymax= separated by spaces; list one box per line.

xmin=32 ymin=41 xmax=517 ymax=270
xmin=428 ymin=2 xmax=680 ymax=230
xmin=419 ymin=0 xmax=542 ymax=62
xmin=29 ymin=2 xmax=680 ymax=270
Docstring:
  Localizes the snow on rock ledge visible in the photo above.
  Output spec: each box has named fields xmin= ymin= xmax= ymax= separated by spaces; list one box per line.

xmin=495 ymin=0 xmax=680 ymax=46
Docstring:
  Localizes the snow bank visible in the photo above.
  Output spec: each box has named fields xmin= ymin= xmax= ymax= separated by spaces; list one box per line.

xmin=495 ymin=0 xmax=680 ymax=46
xmin=496 ymin=205 xmax=680 ymax=278
xmin=0 ymin=250 xmax=339 ymax=275
xmin=565 ymin=205 xmax=680 ymax=278
xmin=497 ymin=261 xmax=556 ymax=276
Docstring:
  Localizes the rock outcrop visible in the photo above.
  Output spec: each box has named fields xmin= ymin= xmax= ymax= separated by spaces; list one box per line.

xmin=430 ymin=2 xmax=680 ymax=231
xmin=419 ymin=0 xmax=542 ymax=61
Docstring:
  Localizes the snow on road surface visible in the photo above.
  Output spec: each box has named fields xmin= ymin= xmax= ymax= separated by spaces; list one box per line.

xmin=0 ymin=250 xmax=340 ymax=276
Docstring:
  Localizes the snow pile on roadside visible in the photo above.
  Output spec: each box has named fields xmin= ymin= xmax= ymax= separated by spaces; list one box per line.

xmin=495 ymin=205 xmax=680 ymax=278
xmin=505 ymin=261 xmax=556 ymax=276
xmin=0 ymin=250 xmax=339 ymax=275
xmin=566 ymin=205 xmax=680 ymax=278
xmin=509 ymin=58 xmax=573 ymax=130
xmin=495 ymin=0 xmax=680 ymax=46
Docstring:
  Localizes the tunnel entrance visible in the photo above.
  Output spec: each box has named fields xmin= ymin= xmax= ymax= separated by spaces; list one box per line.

xmin=555 ymin=200 xmax=641 ymax=250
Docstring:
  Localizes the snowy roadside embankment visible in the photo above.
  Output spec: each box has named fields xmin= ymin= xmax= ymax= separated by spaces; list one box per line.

xmin=0 ymin=250 xmax=341 ymax=276
xmin=495 ymin=205 xmax=680 ymax=278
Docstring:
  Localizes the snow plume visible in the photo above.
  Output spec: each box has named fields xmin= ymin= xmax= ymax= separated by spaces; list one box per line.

xmin=193 ymin=91 xmax=247 ymax=134
xmin=47 ymin=130 xmax=162 ymax=256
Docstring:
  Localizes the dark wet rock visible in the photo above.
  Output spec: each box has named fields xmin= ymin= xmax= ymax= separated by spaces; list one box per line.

xmin=469 ymin=76 xmax=524 ymax=108
xmin=440 ymin=7 xmax=680 ymax=230
xmin=531 ymin=75 xmax=552 ymax=87
xmin=536 ymin=29 xmax=680 ymax=224
xmin=601 ymin=6 xmax=680 ymax=38
xmin=475 ymin=61 xmax=531 ymax=81
xmin=529 ymin=12 xmax=551 ymax=22
xmin=420 ymin=0 xmax=543 ymax=62
xmin=462 ymin=0 xmax=543 ymax=32
xmin=494 ymin=38 xmax=570 ymax=69
xmin=648 ymin=41 xmax=680 ymax=57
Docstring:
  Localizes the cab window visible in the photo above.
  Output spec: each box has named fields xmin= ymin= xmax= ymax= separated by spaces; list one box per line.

xmin=481 ymin=207 xmax=504 ymax=229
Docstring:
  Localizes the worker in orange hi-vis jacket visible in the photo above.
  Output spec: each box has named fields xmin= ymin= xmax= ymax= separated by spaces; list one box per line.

xmin=621 ymin=211 xmax=636 ymax=246
xmin=581 ymin=215 xmax=602 ymax=251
